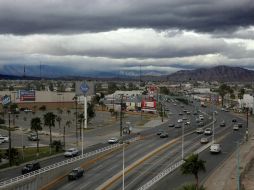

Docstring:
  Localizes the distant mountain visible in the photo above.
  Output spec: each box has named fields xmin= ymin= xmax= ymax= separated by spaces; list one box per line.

xmin=0 ymin=64 xmax=167 ymax=79
xmin=167 ymin=65 xmax=254 ymax=82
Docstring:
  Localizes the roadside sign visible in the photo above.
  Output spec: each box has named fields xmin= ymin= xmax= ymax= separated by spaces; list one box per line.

xmin=80 ymin=82 xmax=89 ymax=94
xmin=1 ymin=95 xmax=11 ymax=106
xmin=75 ymin=81 xmax=95 ymax=96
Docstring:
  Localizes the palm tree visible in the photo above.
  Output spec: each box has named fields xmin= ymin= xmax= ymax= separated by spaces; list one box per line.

xmin=31 ymin=117 xmax=42 ymax=155
xmin=43 ymin=112 xmax=56 ymax=148
xmin=56 ymin=116 xmax=62 ymax=129
xmin=181 ymin=154 xmax=206 ymax=190
xmin=78 ymin=113 xmax=84 ymax=140
xmin=64 ymin=120 xmax=71 ymax=150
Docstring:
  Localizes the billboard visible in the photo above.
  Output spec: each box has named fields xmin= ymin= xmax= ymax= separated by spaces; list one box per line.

xmin=75 ymin=81 xmax=95 ymax=96
xmin=19 ymin=90 xmax=35 ymax=101
xmin=1 ymin=95 xmax=11 ymax=106
xmin=141 ymin=100 xmax=156 ymax=109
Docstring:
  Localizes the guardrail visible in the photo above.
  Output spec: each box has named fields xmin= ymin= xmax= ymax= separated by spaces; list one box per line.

xmin=137 ymin=137 xmax=213 ymax=190
xmin=0 ymin=136 xmax=140 ymax=188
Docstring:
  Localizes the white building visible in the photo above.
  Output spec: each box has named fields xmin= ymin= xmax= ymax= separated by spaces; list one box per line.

xmin=238 ymin=94 xmax=254 ymax=111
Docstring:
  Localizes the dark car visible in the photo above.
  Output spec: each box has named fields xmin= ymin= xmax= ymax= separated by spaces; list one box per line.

xmin=157 ymin=130 xmax=164 ymax=135
xmin=220 ymin=121 xmax=226 ymax=127
xmin=68 ymin=167 xmax=84 ymax=180
xmin=160 ymin=133 xmax=169 ymax=138
xmin=22 ymin=162 xmax=41 ymax=174
xmin=232 ymin=119 xmax=237 ymax=122
xmin=238 ymin=123 xmax=243 ymax=128
xmin=168 ymin=123 xmax=175 ymax=127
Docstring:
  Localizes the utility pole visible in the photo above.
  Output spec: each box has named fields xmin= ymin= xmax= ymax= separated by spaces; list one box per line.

xmin=246 ymin=107 xmax=249 ymax=141
xmin=75 ymin=96 xmax=78 ymax=146
xmin=181 ymin=124 xmax=184 ymax=160
xmin=8 ymin=112 xmax=11 ymax=166
xmin=120 ymin=94 xmax=123 ymax=137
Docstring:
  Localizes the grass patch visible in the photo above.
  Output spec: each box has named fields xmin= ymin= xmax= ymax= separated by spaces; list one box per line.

xmin=0 ymin=146 xmax=64 ymax=169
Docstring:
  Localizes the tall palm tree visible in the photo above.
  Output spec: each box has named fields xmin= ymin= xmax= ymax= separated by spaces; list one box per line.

xmin=78 ymin=113 xmax=84 ymax=140
xmin=43 ymin=112 xmax=56 ymax=148
xmin=56 ymin=116 xmax=62 ymax=129
xmin=64 ymin=120 xmax=71 ymax=150
xmin=31 ymin=117 xmax=42 ymax=155
xmin=181 ymin=154 xmax=206 ymax=190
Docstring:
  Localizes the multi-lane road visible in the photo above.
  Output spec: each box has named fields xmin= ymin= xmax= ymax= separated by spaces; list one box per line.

xmin=0 ymin=99 xmax=247 ymax=190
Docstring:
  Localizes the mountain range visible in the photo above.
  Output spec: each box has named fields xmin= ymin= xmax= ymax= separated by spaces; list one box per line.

xmin=0 ymin=64 xmax=254 ymax=82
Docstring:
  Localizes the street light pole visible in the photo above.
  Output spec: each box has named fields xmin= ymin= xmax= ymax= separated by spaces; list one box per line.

xmin=8 ymin=112 xmax=11 ymax=166
xmin=181 ymin=124 xmax=184 ymax=160
xmin=122 ymin=143 xmax=125 ymax=190
xmin=212 ymin=112 xmax=215 ymax=143
xmin=120 ymin=94 xmax=123 ymax=137
xmin=236 ymin=141 xmax=240 ymax=190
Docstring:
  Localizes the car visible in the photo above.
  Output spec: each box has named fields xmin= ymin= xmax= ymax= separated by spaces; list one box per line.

xmin=233 ymin=125 xmax=239 ymax=131
xmin=160 ymin=132 xmax=169 ymax=138
xmin=179 ymin=113 xmax=183 ymax=116
xmin=0 ymin=135 xmax=9 ymax=143
xmin=186 ymin=111 xmax=191 ymax=115
xmin=210 ymin=144 xmax=221 ymax=153
xmin=204 ymin=128 xmax=213 ymax=135
xmin=214 ymin=111 xmax=218 ymax=115
xmin=220 ymin=121 xmax=226 ymax=127
xmin=196 ymin=128 xmax=204 ymax=134
xmin=182 ymin=117 xmax=187 ymax=120
xmin=198 ymin=122 xmax=204 ymax=127
xmin=200 ymin=137 xmax=209 ymax=144
xmin=224 ymin=109 xmax=229 ymax=112
xmin=173 ymin=103 xmax=177 ymax=106
xmin=193 ymin=112 xmax=198 ymax=115
xmin=238 ymin=123 xmax=243 ymax=128
xmin=175 ymin=125 xmax=181 ymax=128
xmin=184 ymin=121 xmax=191 ymax=125
xmin=68 ymin=167 xmax=84 ymax=180
xmin=157 ymin=130 xmax=164 ymax=135
xmin=183 ymin=109 xmax=187 ymax=113
xmin=168 ymin=123 xmax=175 ymax=127
xmin=24 ymin=109 xmax=32 ymax=112
xmin=232 ymin=119 xmax=237 ymax=123
xmin=181 ymin=105 xmax=184 ymax=108
xmin=64 ymin=148 xmax=79 ymax=157
xmin=28 ymin=134 xmax=39 ymax=141
xmin=221 ymin=108 xmax=225 ymax=111
xmin=177 ymin=119 xmax=183 ymax=123
xmin=108 ymin=137 xmax=119 ymax=144
xmin=22 ymin=162 xmax=41 ymax=174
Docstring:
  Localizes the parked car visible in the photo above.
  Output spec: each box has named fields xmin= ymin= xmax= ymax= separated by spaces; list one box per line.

xmin=182 ymin=117 xmax=187 ymax=120
xmin=22 ymin=162 xmax=41 ymax=174
xmin=168 ymin=123 xmax=175 ymax=127
xmin=179 ymin=113 xmax=183 ymax=116
xmin=196 ymin=128 xmax=204 ymax=134
xmin=232 ymin=119 xmax=237 ymax=122
xmin=200 ymin=137 xmax=209 ymax=144
xmin=210 ymin=144 xmax=221 ymax=153
xmin=204 ymin=128 xmax=213 ymax=135
xmin=175 ymin=125 xmax=181 ymax=128
xmin=186 ymin=111 xmax=191 ymax=115
xmin=68 ymin=167 xmax=84 ymax=180
xmin=233 ymin=124 xmax=239 ymax=131
xmin=160 ymin=132 xmax=169 ymax=138
xmin=184 ymin=121 xmax=191 ymax=125
xmin=177 ymin=119 xmax=183 ymax=123
xmin=64 ymin=148 xmax=79 ymax=157
xmin=108 ymin=137 xmax=119 ymax=144
xmin=198 ymin=122 xmax=204 ymax=127
xmin=157 ymin=129 xmax=164 ymax=135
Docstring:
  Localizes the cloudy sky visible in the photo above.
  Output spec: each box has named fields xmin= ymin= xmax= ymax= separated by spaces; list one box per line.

xmin=0 ymin=0 xmax=254 ymax=75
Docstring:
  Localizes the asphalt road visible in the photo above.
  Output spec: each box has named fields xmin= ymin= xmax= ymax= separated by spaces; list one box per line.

xmin=52 ymin=100 xmax=214 ymax=190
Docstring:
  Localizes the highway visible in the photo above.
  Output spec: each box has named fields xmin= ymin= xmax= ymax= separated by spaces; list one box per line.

xmin=0 ymin=99 xmax=246 ymax=190
xmin=51 ymin=100 xmax=215 ymax=190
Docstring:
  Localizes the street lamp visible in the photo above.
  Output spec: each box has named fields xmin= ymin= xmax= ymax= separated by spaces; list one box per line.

xmin=181 ymin=123 xmax=184 ymax=160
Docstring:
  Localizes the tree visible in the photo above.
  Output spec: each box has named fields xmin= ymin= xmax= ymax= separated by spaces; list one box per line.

xmin=64 ymin=120 xmax=71 ymax=149
xmin=218 ymin=84 xmax=231 ymax=107
xmin=43 ymin=112 xmax=56 ymax=148
xmin=160 ymin=86 xmax=169 ymax=95
xmin=87 ymin=103 xmax=95 ymax=123
xmin=181 ymin=154 xmax=206 ymax=190
xmin=238 ymin=88 xmax=245 ymax=100
xmin=56 ymin=116 xmax=62 ymax=129
xmin=31 ymin=117 xmax=42 ymax=155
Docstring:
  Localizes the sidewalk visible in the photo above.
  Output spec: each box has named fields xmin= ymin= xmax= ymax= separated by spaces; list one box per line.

xmin=204 ymin=113 xmax=254 ymax=190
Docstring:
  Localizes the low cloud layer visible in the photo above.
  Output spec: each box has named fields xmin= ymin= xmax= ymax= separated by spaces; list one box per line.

xmin=0 ymin=0 xmax=254 ymax=75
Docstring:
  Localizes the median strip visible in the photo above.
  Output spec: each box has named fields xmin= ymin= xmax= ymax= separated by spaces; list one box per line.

xmin=96 ymin=137 xmax=180 ymax=190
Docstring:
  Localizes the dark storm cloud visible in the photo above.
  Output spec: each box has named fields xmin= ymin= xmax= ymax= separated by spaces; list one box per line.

xmin=0 ymin=0 xmax=253 ymax=34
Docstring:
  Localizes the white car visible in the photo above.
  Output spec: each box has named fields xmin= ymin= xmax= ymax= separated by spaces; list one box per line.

xmin=204 ymin=128 xmax=213 ymax=135
xmin=108 ymin=137 xmax=119 ymax=144
xmin=210 ymin=144 xmax=221 ymax=153
xmin=177 ymin=119 xmax=183 ymax=123
xmin=196 ymin=128 xmax=204 ymax=134
xmin=200 ymin=137 xmax=209 ymax=144
xmin=184 ymin=121 xmax=191 ymax=125
xmin=0 ymin=135 xmax=9 ymax=143
xmin=24 ymin=109 xmax=32 ymax=112
xmin=233 ymin=125 xmax=239 ymax=131
xmin=64 ymin=148 xmax=79 ymax=157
